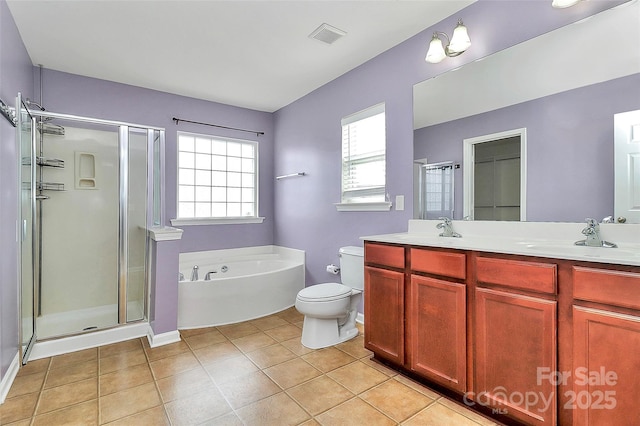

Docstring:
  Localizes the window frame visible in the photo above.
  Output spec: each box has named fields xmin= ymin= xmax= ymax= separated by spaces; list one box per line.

xmin=170 ymin=131 xmax=264 ymax=226
xmin=335 ymin=103 xmax=391 ymax=212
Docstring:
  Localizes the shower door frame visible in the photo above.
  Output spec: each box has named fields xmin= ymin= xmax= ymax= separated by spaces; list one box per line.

xmin=19 ymin=108 xmax=165 ymax=363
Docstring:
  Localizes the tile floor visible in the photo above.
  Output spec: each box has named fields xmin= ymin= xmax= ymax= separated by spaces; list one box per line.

xmin=1 ymin=307 xmax=499 ymax=425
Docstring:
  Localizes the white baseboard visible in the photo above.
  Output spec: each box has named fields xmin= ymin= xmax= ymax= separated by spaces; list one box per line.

xmin=0 ymin=353 xmax=20 ymax=404
xmin=30 ymin=322 xmax=150 ymax=360
xmin=147 ymin=329 xmax=181 ymax=348
xmin=356 ymin=312 xmax=364 ymax=325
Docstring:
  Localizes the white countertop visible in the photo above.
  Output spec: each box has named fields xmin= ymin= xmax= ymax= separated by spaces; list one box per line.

xmin=361 ymin=220 xmax=640 ymax=267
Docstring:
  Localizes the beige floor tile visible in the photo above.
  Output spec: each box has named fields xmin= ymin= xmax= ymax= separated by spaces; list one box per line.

xmin=144 ymin=340 xmax=190 ymax=362
xmin=16 ymin=358 xmax=49 ymax=377
xmin=99 ymin=381 xmax=161 ymax=424
xmin=200 ymin=411 xmax=244 ymax=425
xmin=327 ymin=361 xmax=389 ymax=394
xmin=315 ymin=397 xmax=396 ymax=426
xmin=193 ymin=341 xmax=243 ymax=365
xmin=302 ymin=347 xmax=356 ymax=373
xmin=264 ymin=358 xmax=322 ymax=389
xmin=32 ymin=399 xmax=98 ymax=426
xmin=360 ymin=379 xmax=435 ymax=422
xmin=0 ymin=392 xmax=39 ymax=424
xmin=36 ymin=377 xmax=97 ymax=415
xmin=299 ymin=420 xmax=322 ymax=426
xmin=99 ymin=347 xmax=147 ymax=375
xmin=103 ymin=405 xmax=170 ymax=426
xmin=217 ymin=371 xmax=281 ymax=409
xmin=231 ymin=331 xmax=277 ymax=352
xmin=288 ymin=376 xmax=354 ymax=416
xmin=335 ymin=335 xmax=373 ymax=359
xmin=44 ymin=359 xmax=97 ymax=389
xmin=49 ymin=348 xmax=97 ymax=370
xmin=156 ymin=366 xmax=217 ymax=403
xmin=165 ymin=387 xmax=232 ymax=425
xmin=179 ymin=326 xmax=216 ymax=338
xmin=99 ymin=338 xmax=143 ymax=359
xmin=437 ymin=396 xmax=498 ymax=426
xmin=99 ymin=362 xmax=154 ymax=396
xmin=264 ymin=324 xmax=302 ymax=342
xmin=360 ymin=357 xmax=400 ymax=377
xmin=246 ymin=343 xmax=297 ymax=369
xmin=6 ymin=370 xmax=46 ymax=399
xmin=149 ymin=350 xmax=200 ymax=380
xmin=204 ymin=354 xmax=260 ymax=384
xmin=281 ymin=337 xmax=315 ymax=356
xmin=217 ymin=322 xmax=261 ymax=339
xmin=183 ymin=329 xmax=228 ymax=350
xmin=276 ymin=307 xmax=304 ymax=323
xmin=250 ymin=315 xmax=290 ymax=331
xmin=403 ymin=402 xmax=486 ymax=426
xmin=393 ymin=375 xmax=442 ymax=400
xmin=235 ymin=392 xmax=310 ymax=426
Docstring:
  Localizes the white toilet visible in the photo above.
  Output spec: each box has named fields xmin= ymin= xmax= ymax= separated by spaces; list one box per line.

xmin=295 ymin=246 xmax=364 ymax=349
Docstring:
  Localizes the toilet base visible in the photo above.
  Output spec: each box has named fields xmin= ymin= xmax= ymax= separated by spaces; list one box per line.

xmin=300 ymin=316 xmax=359 ymax=349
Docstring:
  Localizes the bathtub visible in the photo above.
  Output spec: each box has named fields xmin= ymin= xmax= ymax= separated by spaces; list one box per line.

xmin=177 ymin=245 xmax=305 ymax=328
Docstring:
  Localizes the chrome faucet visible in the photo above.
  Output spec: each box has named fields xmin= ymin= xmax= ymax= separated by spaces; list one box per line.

xmin=205 ymin=271 xmax=216 ymax=280
xmin=191 ymin=265 xmax=199 ymax=281
xmin=575 ymin=218 xmax=617 ymax=248
xmin=437 ymin=217 xmax=461 ymax=238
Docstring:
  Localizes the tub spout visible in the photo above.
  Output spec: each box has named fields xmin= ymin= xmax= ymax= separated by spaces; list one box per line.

xmin=191 ymin=265 xmax=199 ymax=281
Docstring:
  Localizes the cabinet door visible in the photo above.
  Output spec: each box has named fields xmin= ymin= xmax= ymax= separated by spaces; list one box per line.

xmin=475 ymin=288 xmax=557 ymax=426
xmin=409 ymin=275 xmax=466 ymax=392
xmin=364 ymin=266 xmax=404 ymax=365
xmin=573 ymin=306 xmax=640 ymax=426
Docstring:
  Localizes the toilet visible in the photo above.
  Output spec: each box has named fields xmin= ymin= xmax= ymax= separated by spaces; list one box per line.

xmin=295 ymin=246 xmax=364 ymax=349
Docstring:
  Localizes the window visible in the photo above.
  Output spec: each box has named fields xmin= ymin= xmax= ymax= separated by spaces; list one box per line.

xmin=337 ymin=103 xmax=390 ymax=211
xmin=172 ymin=132 xmax=262 ymax=225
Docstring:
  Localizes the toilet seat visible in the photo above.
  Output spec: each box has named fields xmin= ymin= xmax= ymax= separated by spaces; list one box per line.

xmin=296 ymin=283 xmax=352 ymax=302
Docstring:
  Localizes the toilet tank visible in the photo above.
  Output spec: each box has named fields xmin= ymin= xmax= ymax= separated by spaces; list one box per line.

xmin=339 ymin=246 xmax=364 ymax=291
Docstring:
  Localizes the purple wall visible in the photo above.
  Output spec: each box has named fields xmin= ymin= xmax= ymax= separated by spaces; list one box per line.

xmin=0 ymin=0 xmax=33 ymax=380
xmin=414 ymin=74 xmax=640 ymax=222
xmin=272 ymin=0 xmax=627 ymax=286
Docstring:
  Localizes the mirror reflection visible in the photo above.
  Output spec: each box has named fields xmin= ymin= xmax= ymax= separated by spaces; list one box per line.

xmin=413 ymin=1 xmax=640 ymax=223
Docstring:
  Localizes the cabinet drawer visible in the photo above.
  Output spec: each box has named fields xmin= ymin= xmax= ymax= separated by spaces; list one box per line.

xmin=573 ymin=266 xmax=640 ymax=310
xmin=365 ymin=243 xmax=405 ymax=269
xmin=411 ymin=248 xmax=466 ymax=280
xmin=476 ymin=256 xmax=557 ymax=295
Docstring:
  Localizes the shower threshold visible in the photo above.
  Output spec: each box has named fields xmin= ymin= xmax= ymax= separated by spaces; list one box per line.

xmin=36 ymin=301 xmax=143 ymax=340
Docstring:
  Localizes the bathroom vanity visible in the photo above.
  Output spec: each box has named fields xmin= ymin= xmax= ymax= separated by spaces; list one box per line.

xmin=362 ymin=220 xmax=640 ymax=426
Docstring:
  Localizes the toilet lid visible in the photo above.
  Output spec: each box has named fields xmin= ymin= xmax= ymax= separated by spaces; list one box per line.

xmin=297 ymin=283 xmax=352 ymax=302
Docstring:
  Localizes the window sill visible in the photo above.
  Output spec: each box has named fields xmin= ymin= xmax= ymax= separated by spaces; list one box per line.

xmin=334 ymin=202 xmax=392 ymax=212
xmin=170 ymin=217 xmax=265 ymax=226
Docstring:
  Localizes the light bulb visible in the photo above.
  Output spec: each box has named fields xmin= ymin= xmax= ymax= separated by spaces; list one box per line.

xmin=425 ymin=35 xmax=446 ymax=63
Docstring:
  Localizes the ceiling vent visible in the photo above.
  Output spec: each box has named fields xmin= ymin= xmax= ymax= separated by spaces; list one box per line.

xmin=309 ymin=23 xmax=346 ymax=45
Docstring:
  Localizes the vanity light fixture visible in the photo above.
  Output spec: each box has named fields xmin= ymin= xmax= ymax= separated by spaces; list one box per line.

xmin=425 ymin=19 xmax=471 ymax=63
xmin=551 ymin=0 xmax=583 ymax=8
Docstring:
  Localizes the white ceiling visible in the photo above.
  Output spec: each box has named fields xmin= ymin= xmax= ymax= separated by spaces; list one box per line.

xmin=7 ymin=0 xmax=474 ymax=113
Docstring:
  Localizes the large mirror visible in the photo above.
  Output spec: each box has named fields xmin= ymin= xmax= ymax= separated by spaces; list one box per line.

xmin=413 ymin=1 xmax=640 ymax=223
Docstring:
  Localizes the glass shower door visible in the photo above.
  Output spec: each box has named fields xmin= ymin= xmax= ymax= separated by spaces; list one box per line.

xmin=18 ymin=95 xmax=37 ymax=364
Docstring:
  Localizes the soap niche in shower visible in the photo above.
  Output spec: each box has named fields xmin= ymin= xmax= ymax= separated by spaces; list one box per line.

xmin=75 ymin=151 xmax=97 ymax=189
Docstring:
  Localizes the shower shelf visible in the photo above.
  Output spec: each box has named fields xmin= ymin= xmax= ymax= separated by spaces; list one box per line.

xmin=36 ymin=157 xmax=65 ymax=168
xmin=37 ymin=182 xmax=64 ymax=191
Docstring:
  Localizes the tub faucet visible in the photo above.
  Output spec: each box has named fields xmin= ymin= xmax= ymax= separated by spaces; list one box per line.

xmin=575 ymin=218 xmax=617 ymax=248
xmin=191 ymin=265 xmax=199 ymax=281
xmin=205 ymin=271 xmax=216 ymax=280
xmin=437 ymin=217 xmax=461 ymax=238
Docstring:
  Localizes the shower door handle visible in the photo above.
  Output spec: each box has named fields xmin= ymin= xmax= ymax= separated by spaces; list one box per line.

xmin=22 ymin=219 xmax=28 ymax=241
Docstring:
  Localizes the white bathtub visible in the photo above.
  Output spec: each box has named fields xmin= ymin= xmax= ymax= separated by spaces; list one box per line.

xmin=177 ymin=246 xmax=305 ymax=328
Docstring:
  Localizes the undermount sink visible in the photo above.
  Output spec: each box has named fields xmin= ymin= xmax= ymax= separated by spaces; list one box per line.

xmin=523 ymin=242 xmax=640 ymax=259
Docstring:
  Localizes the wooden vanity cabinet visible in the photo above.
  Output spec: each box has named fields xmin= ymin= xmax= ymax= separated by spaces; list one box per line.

xmin=408 ymin=248 xmax=467 ymax=393
xmin=571 ymin=266 xmax=640 ymax=425
xmin=364 ymin=243 xmax=406 ymax=365
xmin=474 ymin=256 xmax=558 ymax=426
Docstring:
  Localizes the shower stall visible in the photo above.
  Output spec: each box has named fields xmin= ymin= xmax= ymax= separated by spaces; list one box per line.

xmin=17 ymin=93 xmax=164 ymax=364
